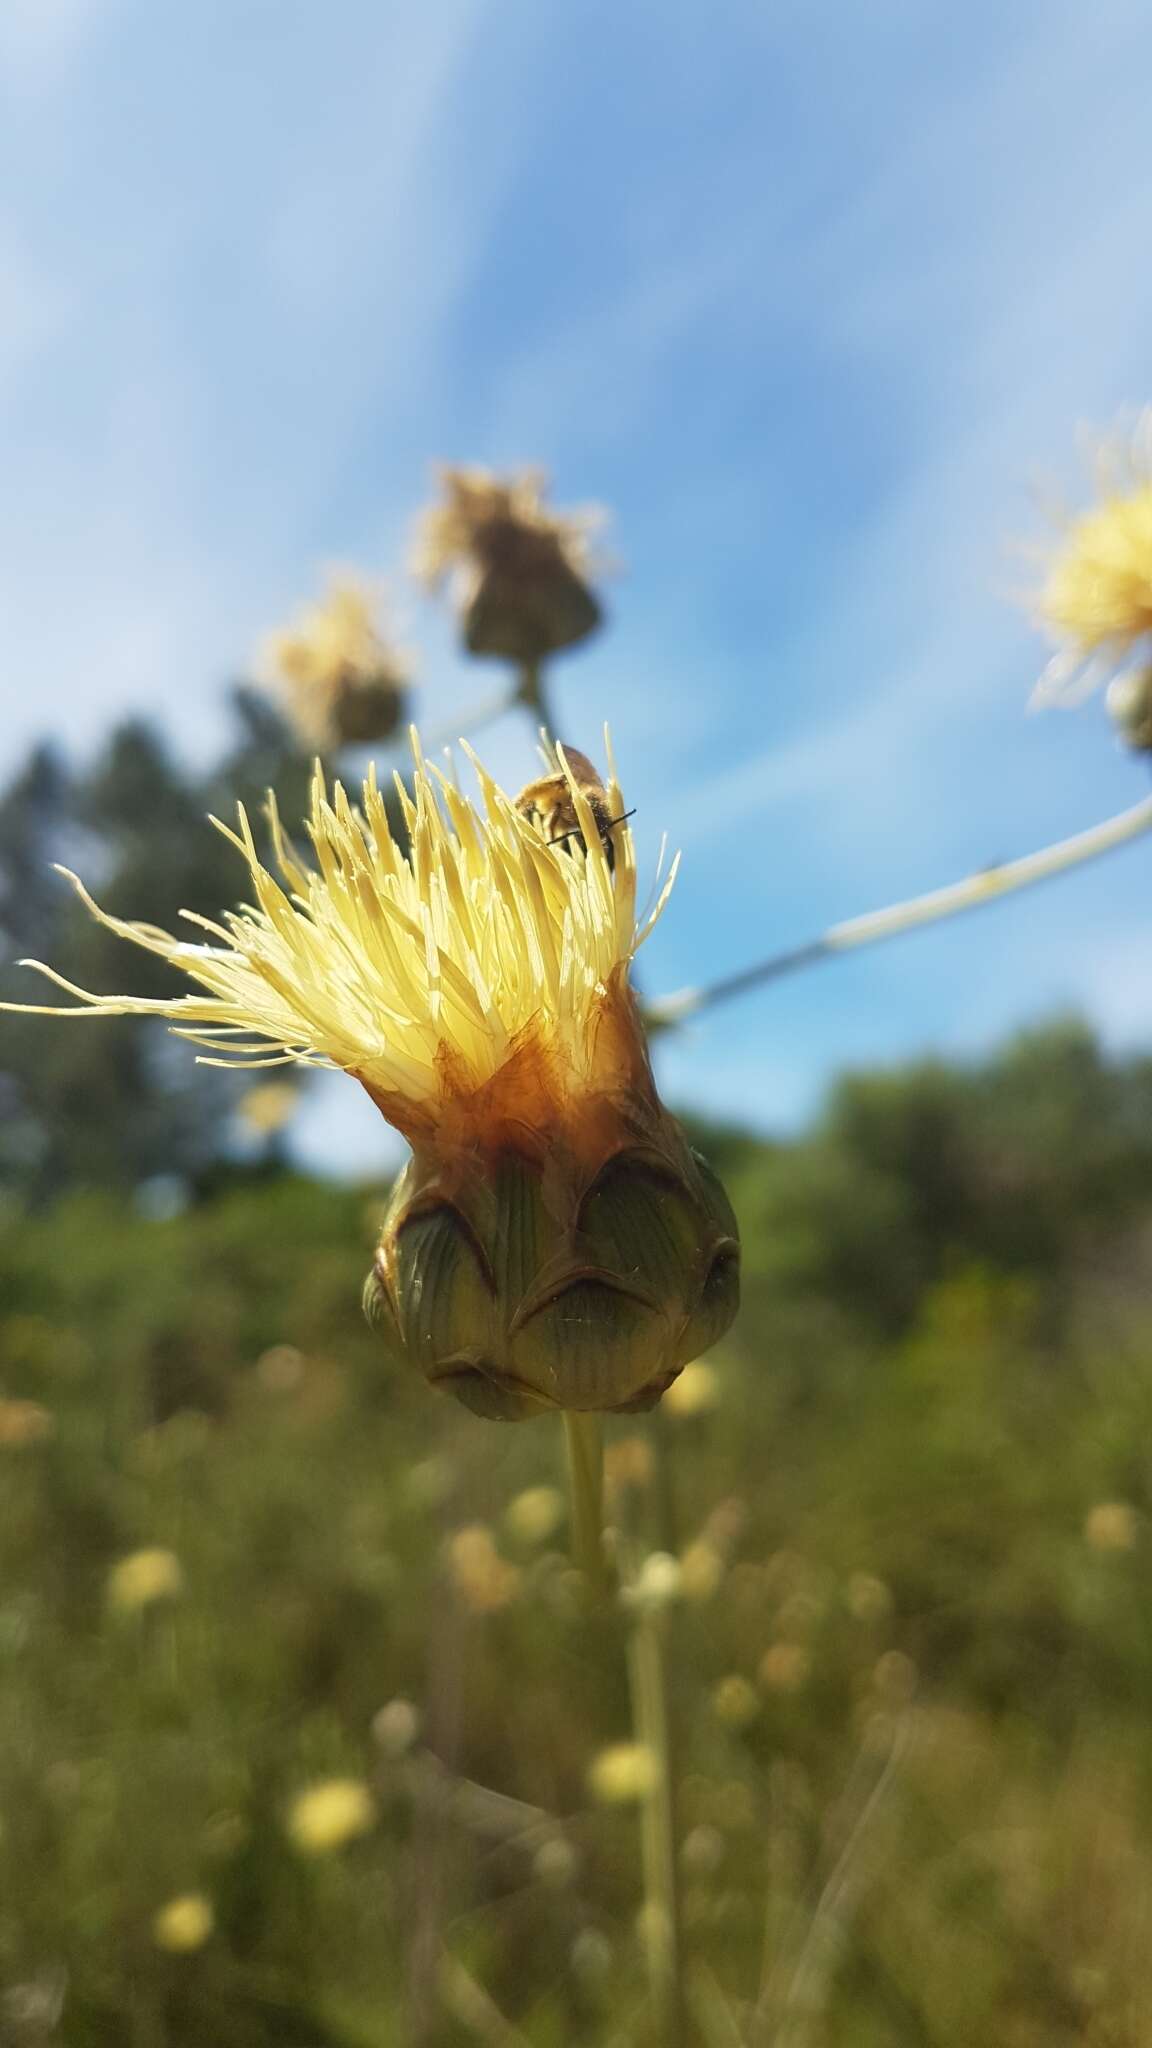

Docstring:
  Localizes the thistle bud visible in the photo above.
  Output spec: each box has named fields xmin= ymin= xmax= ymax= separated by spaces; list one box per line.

xmin=364 ymin=1079 xmax=739 ymax=1421
xmin=412 ymin=467 xmax=605 ymax=665
xmin=1106 ymin=666 xmax=1152 ymax=752
xmin=258 ymin=572 xmax=409 ymax=751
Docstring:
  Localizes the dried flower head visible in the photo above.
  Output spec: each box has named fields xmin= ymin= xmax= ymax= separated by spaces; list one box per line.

xmin=4 ymin=734 xmax=738 ymax=1419
xmin=259 ymin=571 xmax=408 ymax=749
xmin=412 ymin=466 xmax=606 ymax=663
xmin=1030 ymin=413 xmax=1152 ymax=707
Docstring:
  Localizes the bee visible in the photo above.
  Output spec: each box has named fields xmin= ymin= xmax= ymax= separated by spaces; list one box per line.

xmin=515 ymin=746 xmax=633 ymax=873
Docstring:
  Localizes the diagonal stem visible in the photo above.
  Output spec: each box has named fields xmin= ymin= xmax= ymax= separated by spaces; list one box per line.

xmin=647 ymin=793 xmax=1152 ymax=1026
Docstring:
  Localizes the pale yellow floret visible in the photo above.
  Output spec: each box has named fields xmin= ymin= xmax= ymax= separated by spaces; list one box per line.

xmin=1032 ymin=412 xmax=1152 ymax=705
xmin=2 ymin=733 xmax=676 ymax=1124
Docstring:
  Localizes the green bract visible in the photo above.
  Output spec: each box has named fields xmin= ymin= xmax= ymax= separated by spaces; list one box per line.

xmin=364 ymin=1139 xmax=739 ymax=1421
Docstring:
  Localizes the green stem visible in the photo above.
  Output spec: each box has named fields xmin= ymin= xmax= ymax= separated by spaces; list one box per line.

xmin=627 ymin=1598 xmax=686 ymax=2048
xmin=562 ymin=1411 xmax=607 ymax=1597
xmin=516 ymin=657 xmax=558 ymax=742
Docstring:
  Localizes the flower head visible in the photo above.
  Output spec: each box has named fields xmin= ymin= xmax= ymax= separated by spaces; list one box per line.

xmin=152 ymin=1894 xmax=214 ymax=1953
xmin=5 ymin=734 xmax=739 ymax=1418
xmin=106 ymin=1547 xmax=184 ymax=1613
xmin=1030 ymin=413 xmax=1152 ymax=707
xmin=412 ymin=466 xmax=606 ymax=663
xmin=287 ymin=1777 xmax=375 ymax=1855
xmin=259 ymin=571 xmax=408 ymax=749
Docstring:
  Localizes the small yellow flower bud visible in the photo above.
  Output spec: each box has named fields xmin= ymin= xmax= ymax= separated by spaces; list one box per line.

xmin=106 ymin=1548 xmax=184 ymax=1613
xmin=1084 ymin=1501 xmax=1139 ymax=1552
xmin=504 ymin=1485 xmax=565 ymax=1546
xmin=446 ymin=1524 xmax=521 ymax=1612
xmin=587 ymin=1741 xmax=657 ymax=1805
xmin=152 ymin=1894 xmax=214 ymax=1952
xmin=287 ymin=1778 xmax=375 ymax=1855
xmin=712 ymin=1675 xmax=760 ymax=1727
xmin=0 ymin=1399 xmax=54 ymax=1448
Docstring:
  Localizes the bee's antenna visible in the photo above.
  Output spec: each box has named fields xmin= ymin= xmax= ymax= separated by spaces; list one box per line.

xmin=548 ymin=808 xmax=636 ymax=849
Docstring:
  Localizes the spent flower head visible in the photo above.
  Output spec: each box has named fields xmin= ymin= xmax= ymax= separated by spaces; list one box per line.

xmin=4 ymin=733 xmax=739 ymax=1418
xmin=412 ymin=466 xmax=607 ymax=664
xmin=1030 ymin=412 xmax=1152 ymax=708
xmin=259 ymin=571 xmax=408 ymax=749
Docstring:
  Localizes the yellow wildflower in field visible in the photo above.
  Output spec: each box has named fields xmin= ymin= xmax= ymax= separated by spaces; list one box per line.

xmin=106 ymin=1547 xmax=184 ymax=1612
xmin=587 ymin=1742 xmax=657 ymax=1805
xmin=0 ymin=1399 xmax=54 ymax=1448
xmin=504 ymin=1485 xmax=565 ymax=1546
xmin=259 ymin=572 xmax=407 ymax=749
xmin=287 ymin=1778 xmax=375 ymax=1855
xmin=758 ymin=1643 xmax=810 ymax=1695
xmin=237 ymin=1079 xmax=300 ymax=1136
xmin=712 ymin=1675 xmax=760 ymax=1727
xmin=152 ymin=1894 xmax=214 ymax=1952
xmin=5 ymin=735 xmax=738 ymax=1419
xmin=447 ymin=1524 xmax=521 ymax=1612
xmin=662 ymin=1358 xmax=721 ymax=1417
xmin=1084 ymin=1501 xmax=1139 ymax=1553
xmin=1031 ymin=413 xmax=1152 ymax=706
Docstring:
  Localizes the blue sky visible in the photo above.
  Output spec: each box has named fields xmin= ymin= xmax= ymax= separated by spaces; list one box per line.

xmin=3 ymin=0 xmax=1152 ymax=1175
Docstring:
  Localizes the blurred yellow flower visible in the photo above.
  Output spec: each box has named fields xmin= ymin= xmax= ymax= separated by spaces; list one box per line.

xmin=259 ymin=571 xmax=407 ymax=749
xmin=287 ymin=1777 xmax=375 ymax=1855
xmin=504 ymin=1485 xmax=565 ymax=1546
xmin=758 ymin=1643 xmax=810 ymax=1695
xmin=106 ymin=1547 xmax=184 ymax=1613
xmin=845 ymin=1571 xmax=894 ymax=1624
xmin=587 ymin=1741 xmax=657 ymax=1805
xmin=152 ymin=1894 xmax=214 ymax=1952
xmin=1084 ymin=1501 xmax=1139 ymax=1553
xmin=661 ymin=1359 xmax=721 ymax=1418
xmin=447 ymin=1525 xmax=521 ymax=1613
xmin=1031 ymin=413 xmax=1152 ymax=706
xmin=604 ymin=1436 xmax=654 ymax=1495
xmin=0 ymin=1398 xmax=54 ymax=1448
xmin=679 ymin=1540 xmax=725 ymax=1604
xmin=712 ymin=1675 xmax=760 ymax=1727
xmin=237 ymin=1080 xmax=300 ymax=1137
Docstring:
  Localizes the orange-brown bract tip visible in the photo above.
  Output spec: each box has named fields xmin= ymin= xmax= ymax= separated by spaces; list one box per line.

xmin=363 ymin=976 xmax=740 ymax=1421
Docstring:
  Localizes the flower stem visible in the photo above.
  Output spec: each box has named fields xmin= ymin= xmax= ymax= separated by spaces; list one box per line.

xmin=562 ymin=1411 xmax=607 ymax=1597
xmin=627 ymin=1596 xmax=686 ymax=2048
xmin=516 ymin=658 xmax=558 ymax=741
xmin=647 ymin=792 xmax=1152 ymax=1025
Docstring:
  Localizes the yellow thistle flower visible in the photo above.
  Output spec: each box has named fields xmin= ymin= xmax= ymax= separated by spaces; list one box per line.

xmin=152 ymin=1894 xmax=214 ymax=1952
xmin=3 ymin=735 xmax=738 ymax=1419
xmin=106 ymin=1547 xmax=184 ymax=1613
xmin=287 ymin=1777 xmax=375 ymax=1855
xmin=1031 ymin=413 xmax=1152 ymax=707
xmin=412 ymin=466 xmax=606 ymax=664
xmin=259 ymin=571 xmax=408 ymax=749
